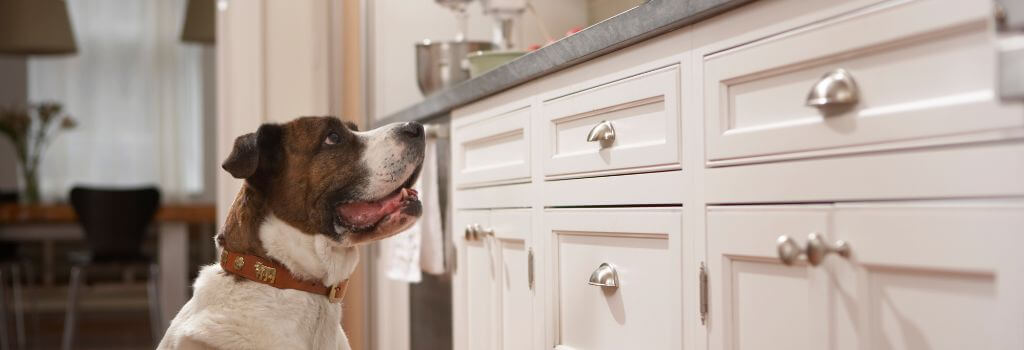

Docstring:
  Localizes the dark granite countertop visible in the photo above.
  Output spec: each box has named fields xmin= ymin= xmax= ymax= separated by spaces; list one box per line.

xmin=373 ymin=0 xmax=752 ymax=127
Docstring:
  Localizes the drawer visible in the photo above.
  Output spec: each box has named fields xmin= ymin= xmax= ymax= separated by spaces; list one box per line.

xmin=704 ymin=0 xmax=1023 ymax=165
xmin=452 ymin=106 xmax=531 ymax=188
xmin=545 ymin=209 xmax=681 ymax=350
xmin=542 ymin=65 xmax=681 ymax=179
xmin=706 ymin=205 xmax=832 ymax=350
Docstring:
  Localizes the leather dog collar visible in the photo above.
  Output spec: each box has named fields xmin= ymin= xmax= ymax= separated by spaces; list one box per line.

xmin=220 ymin=250 xmax=349 ymax=303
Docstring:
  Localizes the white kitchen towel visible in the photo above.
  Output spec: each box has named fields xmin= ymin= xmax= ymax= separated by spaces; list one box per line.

xmin=385 ymin=136 xmax=444 ymax=281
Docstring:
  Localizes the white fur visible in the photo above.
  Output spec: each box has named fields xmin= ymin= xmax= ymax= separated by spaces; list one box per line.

xmin=354 ymin=123 xmax=419 ymax=202
xmin=158 ymin=215 xmax=358 ymax=350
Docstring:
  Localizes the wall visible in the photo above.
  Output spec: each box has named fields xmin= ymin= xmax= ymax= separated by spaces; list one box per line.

xmin=0 ymin=56 xmax=27 ymax=192
xmin=369 ymin=0 xmax=590 ymax=122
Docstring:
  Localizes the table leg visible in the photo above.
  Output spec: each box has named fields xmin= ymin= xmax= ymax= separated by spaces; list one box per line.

xmin=158 ymin=222 xmax=189 ymax=330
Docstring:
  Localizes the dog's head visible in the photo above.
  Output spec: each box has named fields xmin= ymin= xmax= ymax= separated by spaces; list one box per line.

xmin=222 ymin=116 xmax=425 ymax=246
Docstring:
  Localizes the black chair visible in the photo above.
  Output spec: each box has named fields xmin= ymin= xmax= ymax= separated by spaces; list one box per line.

xmin=63 ymin=187 xmax=162 ymax=350
xmin=0 ymin=191 xmax=31 ymax=350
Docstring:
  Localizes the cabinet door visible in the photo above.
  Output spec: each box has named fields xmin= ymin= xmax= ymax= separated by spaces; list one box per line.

xmin=706 ymin=206 xmax=842 ymax=350
xmin=546 ymin=208 xmax=682 ymax=350
xmin=453 ymin=210 xmax=496 ymax=350
xmin=833 ymin=201 xmax=1024 ymax=350
xmin=490 ymin=210 xmax=536 ymax=350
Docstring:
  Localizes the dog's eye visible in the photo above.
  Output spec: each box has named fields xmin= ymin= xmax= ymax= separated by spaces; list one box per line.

xmin=325 ymin=132 xmax=341 ymax=145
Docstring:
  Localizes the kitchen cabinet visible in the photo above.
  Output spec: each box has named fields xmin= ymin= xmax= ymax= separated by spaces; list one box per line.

xmin=448 ymin=0 xmax=1024 ymax=349
xmin=707 ymin=202 xmax=1024 ymax=350
xmin=453 ymin=209 xmax=537 ymax=350
xmin=545 ymin=209 xmax=683 ymax=350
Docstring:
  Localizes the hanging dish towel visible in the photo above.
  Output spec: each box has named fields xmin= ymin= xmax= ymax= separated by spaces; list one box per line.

xmin=385 ymin=136 xmax=444 ymax=282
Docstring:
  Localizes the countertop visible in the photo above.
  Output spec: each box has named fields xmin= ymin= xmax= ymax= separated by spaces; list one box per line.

xmin=373 ymin=0 xmax=752 ymax=127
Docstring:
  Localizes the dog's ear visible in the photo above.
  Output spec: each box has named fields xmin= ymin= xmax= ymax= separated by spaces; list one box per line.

xmin=222 ymin=124 xmax=282 ymax=179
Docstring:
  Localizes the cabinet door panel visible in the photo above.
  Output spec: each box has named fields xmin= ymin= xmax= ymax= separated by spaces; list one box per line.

xmin=491 ymin=210 xmax=535 ymax=350
xmin=453 ymin=210 xmax=495 ymax=350
xmin=707 ymin=206 xmax=834 ymax=350
xmin=833 ymin=201 xmax=1024 ymax=349
xmin=546 ymin=209 xmax=682 ymax=350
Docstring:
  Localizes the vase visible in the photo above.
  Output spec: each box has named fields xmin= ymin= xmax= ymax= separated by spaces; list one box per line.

xmin=18 ymin=162 xmax=40 ymax=205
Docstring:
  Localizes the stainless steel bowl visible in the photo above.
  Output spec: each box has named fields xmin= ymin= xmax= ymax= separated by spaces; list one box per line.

xmin=416 ymin=40 xmax=493 ymax=95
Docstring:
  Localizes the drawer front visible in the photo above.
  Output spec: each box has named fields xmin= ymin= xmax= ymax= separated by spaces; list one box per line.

xmin=542 ymin=65 xmax=681 ymax=178
xmin=706 ymin=206 xmax=834 ymax=350
xmin=833 ymin=201 xmax=1024 ymax=349
xmin=453 ymin=106 xmax=531 ymax=188
xmin=704 ymin=0 xmax=1023 ymax=164
xmin=546 ymin=209 xmax=681 ymax=350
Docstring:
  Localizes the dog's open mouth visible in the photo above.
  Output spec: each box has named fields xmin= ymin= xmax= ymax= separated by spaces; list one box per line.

xmin=334 ymin=173 xmax=421 ymax=232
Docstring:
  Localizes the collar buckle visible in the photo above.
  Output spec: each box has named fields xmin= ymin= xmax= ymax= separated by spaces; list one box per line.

xmin=328 ymin=283 xmax=346 ymax=303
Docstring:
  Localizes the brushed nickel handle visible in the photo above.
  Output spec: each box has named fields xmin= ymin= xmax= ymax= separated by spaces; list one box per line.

xmin=585 ymin=120 xmax=616 ymax=144
xmin=776 ymin=235 xmax=804 ymax=266
xmin=587 ymin=262 xmax=619 ymax=288
xmin=806 ymin=68 xmax=860 ymax=110
xmin=479 ymin=225 xmax=494 ymax=238
xmin=465 ymin=223 xmax=488 ymax=241
xmin=805 ymin=232 xmax=850 ymax=266
xmin=527 ymin=248 xmax=534 ymax=290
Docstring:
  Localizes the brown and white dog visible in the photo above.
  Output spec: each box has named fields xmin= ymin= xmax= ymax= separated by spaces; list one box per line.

xmin=158 ymin=117 xmax=425 ymax=349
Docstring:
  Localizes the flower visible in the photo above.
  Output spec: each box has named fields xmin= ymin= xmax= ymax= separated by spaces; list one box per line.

xmin=36 ymin=102 xmax=63 ymax=124
xmin=0 ymin=106 xmax=31 ymax=141
xmin=60 ymin=116 xmax=77 ymax=129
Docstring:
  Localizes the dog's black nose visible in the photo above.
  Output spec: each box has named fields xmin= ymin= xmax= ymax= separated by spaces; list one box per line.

xmin=399 ymin=121 xmax=423 ymax=139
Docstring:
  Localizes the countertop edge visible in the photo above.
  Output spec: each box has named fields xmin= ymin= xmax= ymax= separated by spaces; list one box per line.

xmin=373 ymin=0 xmax=753 ymax=127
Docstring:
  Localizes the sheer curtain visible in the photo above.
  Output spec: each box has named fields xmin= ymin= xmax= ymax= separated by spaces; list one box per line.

xmin=28 ymin=0 xmax=205 ymax=202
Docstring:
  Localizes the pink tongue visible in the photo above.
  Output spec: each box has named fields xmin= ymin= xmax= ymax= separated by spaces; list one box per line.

xmin=336 ymin=189 xmax=409 ymax=228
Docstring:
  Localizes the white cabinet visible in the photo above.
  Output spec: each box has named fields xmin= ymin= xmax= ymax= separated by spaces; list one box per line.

xmin=706 ymin=202 xmax=1024 ymax=350
xmin=452 ymin=105 xmax=531 ymax=189
xmin=832 ymin=201 xmax=1024 ymax=349
xmin=449 ymin=1 xmax=1024 ymax=349
xmin=541 ymin=65 xmax=682 ymax=179
xmin=706 ymin=206 xmax=837 ymax=350
xmin=545 ymin=209 xmax=683 ymax=350
xmin=703 ymin=0 xmax=1022 ymax=165
xmin=452 ymin=209 xmax=537 ymax=350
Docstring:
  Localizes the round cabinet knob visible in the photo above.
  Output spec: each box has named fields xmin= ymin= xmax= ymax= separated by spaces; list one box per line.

xmin=464 ymin=224 xmax=477 ymax=241
xmin=805 ymin=232 xmax=850 ymax=266
xmin=776 ymin=235 xmax=803 ymax=266
xmin=806 ymin=68 xmax=860 ymax=112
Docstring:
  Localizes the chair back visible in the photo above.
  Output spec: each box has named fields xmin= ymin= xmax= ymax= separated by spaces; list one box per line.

xmin=69 ymin=187 xmax=160 ymax=261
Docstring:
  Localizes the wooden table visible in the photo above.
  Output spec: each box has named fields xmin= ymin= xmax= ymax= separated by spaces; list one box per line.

xmin=0 ymin=203 xmax=216 ymax=329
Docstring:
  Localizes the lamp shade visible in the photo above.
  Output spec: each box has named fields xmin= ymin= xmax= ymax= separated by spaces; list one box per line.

xmin=181 ymin=0 xmax=215 ymax=44
xmin=0 ymin=0 xmax=77 ymax=55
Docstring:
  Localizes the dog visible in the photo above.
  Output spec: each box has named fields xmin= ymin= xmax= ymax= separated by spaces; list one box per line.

xmin=158 ymin=117 xmax=425 ymax=349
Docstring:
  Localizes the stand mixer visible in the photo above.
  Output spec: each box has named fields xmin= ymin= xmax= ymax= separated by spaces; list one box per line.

xmin=415 ymin=0 xmax=493 ymax=95
xmin=480 ymin=0 xmax=526 ymax=51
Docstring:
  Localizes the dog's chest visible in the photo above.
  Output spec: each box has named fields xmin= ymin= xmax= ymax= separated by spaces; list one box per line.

xmin=174 ymin=265 xmax=346 ymax=349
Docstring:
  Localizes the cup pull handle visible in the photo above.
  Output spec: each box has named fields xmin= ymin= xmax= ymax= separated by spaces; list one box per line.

xmin=806 ymin=68 xmax=860 ymax=110
xmin=586 ymin=120 xmax=616 ymax=144
xmin=587 ymin=262 xmax=619 ymax=288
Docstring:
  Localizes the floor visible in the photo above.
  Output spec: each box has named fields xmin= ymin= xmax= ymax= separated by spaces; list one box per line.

xmin=3 ymin=283 xmax=156 ymax=350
